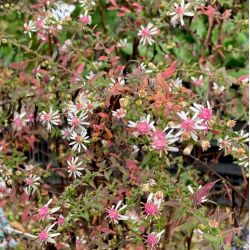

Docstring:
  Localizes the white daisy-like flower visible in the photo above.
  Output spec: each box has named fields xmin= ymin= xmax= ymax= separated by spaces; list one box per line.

xmin=218 ymin=135 xmax=232 ymax=154
xmin=106 ymin=200 xmax=128 ymax=223
xmin=171 ymin=111 xmax=207 ymax=141
xmin=61 ymin=127 xmax=74 ymax=141
xmin=51 ymin=2 xmax=75 ymax=22
xmin=110 ymin=76 xmax=125 ymax=87
xmin=128 ymin=114 xmax=155 ymax=136
xmin=66 ymin=157 xmax=84 ymax=179
xmin=145 ymin=230 xmax=165 ymax=249
xmin=117 ymin=38 xmax=128 ymax=48
xmin=37 ymin=223 xmax=60 ymax=246
xmin=189 ymin=101 xmax=213 ymax=122
xmin=191 ymin=75 xmax=204 ymax=87
xmin=140 ymin=63 xmax=153 ymax=74
xmin=112 ymin=108 xmax=126 ymax=119
xmin=170 ymin=77 xmax=182 ymax=88
xmin=67 ymin=111 xmax=89 ymax=129
xmin=85 ymin=71 xmax=96 ymax=80
xmin=237 ymin=156 xmax=249 ymax=168
xmin=12 ymin=112 xmax=29 ymax=131
xmin=235 ymin=130 xmax=249 ymax=143
xmin=151 ymin=127 xmax=179 ymax=156
xmin=24 ymin=20 xmax=37 ymax=38
xmin=69 ymin=129 xmax=90 ymax=152
xmin=25 ymin=174 xmax=41 ymax=194
xmin=138 ymin=23 xmax=158 ymax=46
xmin=170 ymin=0 xmax=194 ymax=26
xmin=37 ymin=199 xmax=60 ymax=221
xmin=212 ymin=82 xmax=225 ymax=95
xmin=79 ymin=11 xmax=92 ymax=25
xmin=39 ymin=107 xmax=61 ymax=131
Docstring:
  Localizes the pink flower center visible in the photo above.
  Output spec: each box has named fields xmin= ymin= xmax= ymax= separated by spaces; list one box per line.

xmin=136 ymin=122 xmax=150 ymax=135
xmin=198 ymin=108 xmax=212 ymax=121
xmin=38 ymin=206 xmax=49 ymax=218
xmin=44 ymin=114 xmax=51 ymax=122
xmin=152 ymin=130 xmax=165 ymax=139
xmin=147 ymin=234 xmax=158 ymax=247
xmin=71 ymin=117 xmax=80 ymax=126
xmin=68 ymin=164 xmax=76 ymax=171
xmin=141 ymin=28 xmax=150 ymax=37
xmin=14 ymin=118 xmax=22 ymax=126
xmin=108 ymin=208 xmax=120 ymax=220
xmin=144 ymin=202 xmax=159 ymax=216
xmin=57 ymin=216 xmax=65 ymax=225
xmin=38 ymin=230 xmax=48 ymax=241
xmin=194 ymin=79 xmax=203 ymax=86
xmin=26 ymin=178 xmax=33 ymax=186
xmin=37 ymin=19 xmax=43 ymax=29
xmin=80 ymin=16 xmax=90 ymax=25
xmin=181 ymin=119 xmax=195 ymax=132
xmin=75 ymin=135 xmax=83 ymax=143
xmin=152 ymin=138 xmax=166 ymax=150
xmin=176 ymin=6 xmax=185 ymax=16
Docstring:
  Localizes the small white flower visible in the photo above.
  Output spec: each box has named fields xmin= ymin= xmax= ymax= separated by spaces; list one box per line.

xmin=212 ymin=82 xmax=225 ymax=95
xmin=69 ymin=129 xmax=90 ymax=152
xmin=138 ymin=23 xmax=158 ymax=46
xmin=51 ymin=2 xmax=75 ymax=22
xmin=237 ymin=156 xmax=249 ymax=168
xmin=79 ymin=11 xmax=92 ymax=25
xmin=67 ymin=157 xmax=84 ymax=179
xmin=67 ymin=111 xmax=89 ymax=129
xmin=189 ymin=101 xmax=213 ymax=122
xmin=170 ymin=0 xmax=194 ymax=26
xmin=191 ymin=75 xmax=203 ymax=87
xmin=117 ymin=38 xmax=128 ymax=48
xmin=24 ymin=20 xmax=37 ymax=38
xmin=140 ymin=63 xmax=153 ymax=74
xmin=112 ymin=108 xmax=126 ymax=119
xmin=171 ymin=112 xmax=206 ymax=141
xmin=39 ymin=107 xmax=61 ymax=131
xmin=128 ymin=114 xmax=155 ymax=136
xmin=12 ymin=112 xmax=29 ymax=131
xmin=170 ymin=77 xmax=182 ymax=88
xmin=37 ymin=223 xmax=60 ymax=245
xmin=218 ymin=135 xmax=232 ymax=154
xmin=110 ymin=76 xmax=125 ymax=87
xmin=85 ymin=71 xmax=96 ymax=80
xmin=107 ymin=200 xmax=128 ymax=223
xmin=37 ymin=199 xmax=60 ymax=221
xmin=61 ymin=127 xmax=74 ymax=141
xmin=25 ymin=174 xmax=41 ymax=194
xmin=235 ymin=130 xmax=249 ymax=143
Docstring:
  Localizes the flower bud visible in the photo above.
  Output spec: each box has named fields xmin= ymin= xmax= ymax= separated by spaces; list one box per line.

xmin=181 ymin=132 xmax=191 ymax=141
xmin=200 ymin=140 xmax=211 ymax=152
xmin=141 ymin=183 xmax=150 ymax=192
xmin=183 ymin=144 xmax=193 ymax=155
xmin=119 ymin=97 xmax=129 ymax=107
xmin=226 ymin=120 xmax=236 ymax=128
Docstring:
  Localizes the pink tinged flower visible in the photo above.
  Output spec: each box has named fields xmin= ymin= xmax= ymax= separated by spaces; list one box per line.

xmin=128 ymin=114 xmax=155 ymax=136
xmin=190 ymin=102 xmax=213 ymax=122
xmin=218 ymin=136 xmax=232 ymax=154
xmin=38 ymin=199 xmax=60 ymax=221
xmin=107 ymin=200 xmax=128 ymax=223
xmin=24 ymin=20 xmax=37 ymax=38
xmin=69 ymin=129 xmax=90 ymax=152
xmin=112 ymin=108 xmax=126 ymax=119
xmin=191 ymin=75 xmax=203 ymax=86
xmin=57 ymin=215 xmax=65 ymax=225
xmin=12 ymin=112 xmax=29 ymax=131
xmin=61 ymin=127 xmax=73 ymax=141
xmin=143 ymin=193 xmax=161 ymax=218
xmin=39 ymin=107 xmax=61 ymax=131
xmin=79 ymin=11 xmax=92 ymax=25
xmin=67 ymin=111 xmax=89 ymax=129
xmin=138 ymin=23 xmax=158 ymax=46
xmin=151 ymin=128 xmax=179 ymax=154
xmin=173 ymin=111 xmax=206 ymax=141
xmin=145 ymin=230 xmax=165 ymax=249
xmin=66 ymin=157 xmax=84 ymax=179
xmin=37 ymin=224 xmax=60 ymax=245
xmin=170 ymin=0 xmax=194 ymax=26
xmin=25 ymin=174 xmax=41 ymax=194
